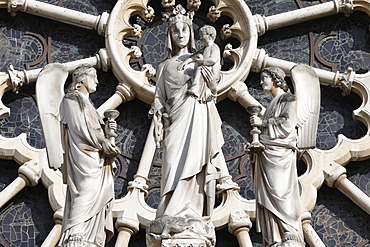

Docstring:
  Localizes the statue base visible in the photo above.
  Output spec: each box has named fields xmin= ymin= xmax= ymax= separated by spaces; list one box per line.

xmin=161 ymin=239 xmax=207 ymax=247
xmin=146 ymin=216 xmax=216 ymax=247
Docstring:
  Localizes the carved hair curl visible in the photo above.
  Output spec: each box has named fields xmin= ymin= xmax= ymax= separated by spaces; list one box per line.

xmin=68 ymin=64 xmax=95 ymax=91
xmin=199 ymin=25 xmax=216 ymax=40
xmin=66 ymin=64 xmax=96 ymax=110
xmin=261 ymin=67 xmax=289 ymax=92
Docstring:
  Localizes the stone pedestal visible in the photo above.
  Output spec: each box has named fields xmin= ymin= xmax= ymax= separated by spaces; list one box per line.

xmin=146 ymin=216 xmax=216 ymax=247
xmin=161 ymin=239 xmax=207 ymax=247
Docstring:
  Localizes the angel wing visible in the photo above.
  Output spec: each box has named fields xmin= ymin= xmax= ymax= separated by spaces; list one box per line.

xmin=36 ymin=63 xmax=68 ymax=169
xmin=291 ymin=64 xmax=321 ymax=149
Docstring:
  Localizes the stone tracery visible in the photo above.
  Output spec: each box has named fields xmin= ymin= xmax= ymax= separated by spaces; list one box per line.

xmin=0 ymin=0 xmax=369 ymax=246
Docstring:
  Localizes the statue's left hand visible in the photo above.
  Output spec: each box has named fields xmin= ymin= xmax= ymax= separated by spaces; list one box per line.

xmin=177 ymin=62 xmax=187 ymax=71
xmin=250 ymin=115 xmax=263 ymax=127
xmin=102 ymin=140 xmax=121 ymax=157
xmin=153 ymin=115 xmax=163 ymax=148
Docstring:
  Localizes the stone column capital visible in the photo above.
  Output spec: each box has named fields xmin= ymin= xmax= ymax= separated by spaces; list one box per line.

xmin=323 ymin=162 xmax=347 ymax=188
xmin=228 ymin=210 xmax=252 ymax=235
xmin=18 ymin=161 xmax=41 ymax=187
xmin=115 ymin=217 xmax=140 ymax=235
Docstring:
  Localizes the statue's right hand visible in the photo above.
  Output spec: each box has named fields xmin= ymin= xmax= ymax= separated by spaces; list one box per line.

xmin=153 ymin=113 xmax=163 ymax=148
xmin=177 ymin=62 xmax=187 ymax=71
xmin=154 ymin=122 xmax=163 ymax=148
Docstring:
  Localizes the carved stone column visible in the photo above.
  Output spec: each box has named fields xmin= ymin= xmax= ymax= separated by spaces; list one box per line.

xmin=0 ymin=161 xmax=41 ymax=209
xmin=324 ymin=162 xmax=370 ymax=214
xmin=114 ymin=217 xmax=140 ymax=247
xmin=253 ymin=0 xmax=355 ymax=36
xmin=97 ymin=82 xmax=135 ymax=118
xmin=228 ymin=210 xmax=253 ymax=247
xmin=253 ymin=1 xmax=338 ymax=36
xmin=228 ymin=81 xmax=265 ymax=115
xmin=113 ymin=176 xmax=155 ymax=246
xmin=301 ymin=212 xmax=325 ymax=247
xmin=41 ymin=209 xmax=64 ymax=247
xmin=4 ymin=0 xmax=109 ymax=35
xmin=251 ymin=49 xmax=354 ymax=95
xmin=133 ymin=120 xmax=156 ymax=179
xmin=0 ymin=49 xmax=111 ymax=119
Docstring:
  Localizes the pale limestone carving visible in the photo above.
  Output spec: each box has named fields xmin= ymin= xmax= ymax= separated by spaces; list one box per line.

xmin=2 ymin=0 xmax=370 ymax=246
xmin=2 ymin=0 xmax=108 ymax=34
xmin=36 ymin=63 xmax=120 ymax=247
xmin=336 ymin=66 xmax=355 ymax=96
xmin=0 ymin=133 xmax=65 ymax=222
xmin=207 ymin=6 xmax=221 ymax=23
xmin=162 ymin=239 xmax=208 ymax=247
xmin=146 ymin=216 xmax=215 ymax=247
xmin=131 ymin=24 xmax=142 ymax=38
xmin=42 ymin=209 xmax=64 ymax=247
xmin=129 ymin=46 xmax=142 ymax=59
xmin=221 ymin=24 xmax=232 ymax=40
xmin=161 ymin=0 xmax=175 ymax=10
xmin=147 ymin=5 xmax=238 ymax=245
xmin=114 ymin=217 xmax=140 ymax=247
xmin=324 ymin=162 xmax=370 ymax=214
xmin=253 ymin=0 xmax=357 ymax=36
xmin=106 ymin=0 xmax=257 ymax=103
xmin=250 ymin=65 xmax=320 ymax=247
xmin=251 ymin=48 xmax=354 ymax=95
xmin=178 ymin=25 xmax=220 ymax=103
xmin=142 ymin=5 xmax=155 ymax=22
xmin=142 ymin=64 xmax=156 ymax=78
xmin=0 ymin=48 xmax=119 ymax=119
xmin=301 ymin=212 xmax=325 ymax=247
xmin=228 ymin=210 xmax=253 ymax=247
xmin=187 ymin=0 xmax=201 ymax=12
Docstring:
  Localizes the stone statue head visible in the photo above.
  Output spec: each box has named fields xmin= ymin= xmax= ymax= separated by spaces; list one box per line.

xmin=261 ymin=67 xmax=289 ymax=92
xmin=199 ymin=25 xmax=216 ymax=42
xmin=164 ymin=5 xmax=196 ymax=57
xmin=69 ymin=64 xmax=96 ymax=92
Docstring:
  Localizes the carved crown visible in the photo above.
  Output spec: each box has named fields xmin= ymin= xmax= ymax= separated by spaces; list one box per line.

xmin=163 ymin=5 xmax=194 ymax=26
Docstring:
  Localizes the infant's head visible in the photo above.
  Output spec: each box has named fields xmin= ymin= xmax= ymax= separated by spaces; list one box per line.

xmin=199 ymin=25 xmax=216 ymax=42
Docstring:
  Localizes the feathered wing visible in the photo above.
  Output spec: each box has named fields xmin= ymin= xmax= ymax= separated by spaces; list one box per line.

xmin=36 ymin=63 xmax=68 ymax=169
xmin=291 ymin=64 xmax=321 ymax=149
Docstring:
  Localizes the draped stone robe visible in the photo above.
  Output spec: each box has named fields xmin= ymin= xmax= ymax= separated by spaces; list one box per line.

xmin=58 ymin=91 xmax=114 ymax=247
xmin=153 ymin=54 xmax=224 ymax=219
xmin=253 ymin=92 xmax=303 ymax=246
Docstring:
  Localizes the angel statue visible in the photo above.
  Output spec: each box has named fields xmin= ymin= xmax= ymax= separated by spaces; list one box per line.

xmin=35 ymin=63 xmax=120 ymax=247
xmin=249 ymin=64 xmax=320 ymax=247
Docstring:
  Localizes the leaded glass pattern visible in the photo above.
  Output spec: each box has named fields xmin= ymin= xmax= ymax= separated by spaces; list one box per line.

xmin=0 ymin=163 xmax=53 ymax=246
